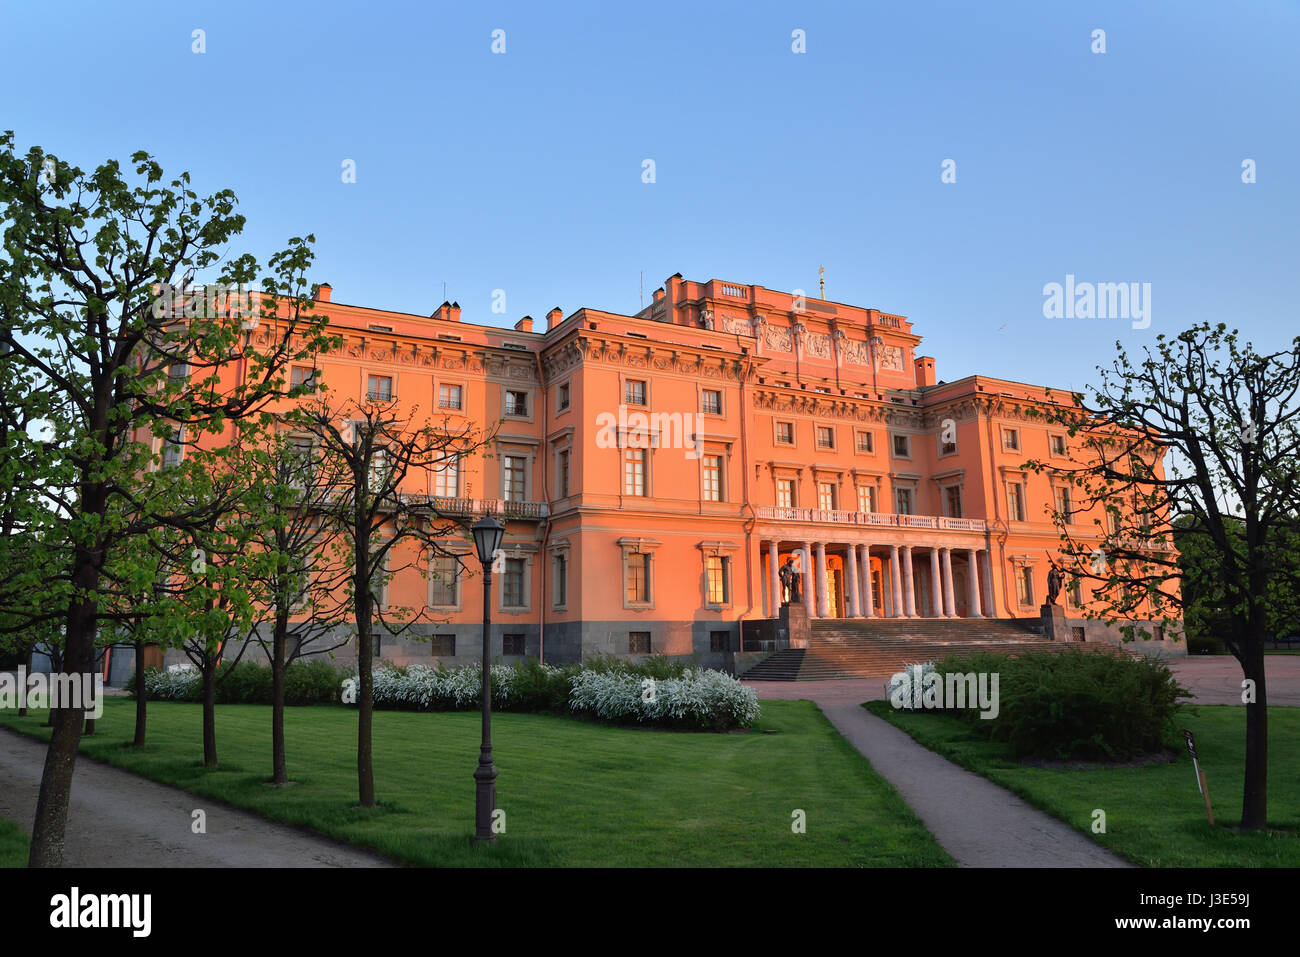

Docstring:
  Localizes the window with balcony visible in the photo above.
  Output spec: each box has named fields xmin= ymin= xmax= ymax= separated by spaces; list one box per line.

xmin=775 ymin=421 xmax=795 ymax=445
xmin=817 ymin=482 xmax=836 ymax=511
xmin=706 ymin=555 xmax=729 ymax=605
xmin=433 ymin=456 xmax=460 ymax=498
xmin=503 ymin=455 xmax=527 ymax=502
xmin=624 ymin=448 xmax=647 ymax=496
xmin=702 ymin=455 xmax=723 ymax=502
xmin=367 ymin=375 xmax=393 ymax=401
xmin=945 ymin=486 xmax=963 ymax=518
xmin=502 ymin=557 xmax=527 ymax=608
xmin=816 ymin=426 xmax=835 ymax=449
xmin=777 ymin=478 xmax=795 ymax=509
xmin=429 ymin=554 xmax=460 ymax=607
xmin=625 ymin=380 xmax=646 ymax=406
xmin=857 ymin=485 xmax=875 ymax=513
xmin=438 ymin=383 xmax=463 ymax=410
xmin=701 ymin=389 xmax=722 ymax=415
xmin=505 ymin=390 xmax=528 ymax=416
xmin=896 ymin=487 xmax=913 ymax=515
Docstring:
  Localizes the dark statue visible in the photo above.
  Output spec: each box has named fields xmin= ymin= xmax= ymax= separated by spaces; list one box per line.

xmin=779 ymin=556 xmax=802 ymax=605
xmin=1046 ymin=563 xmax=1063 ymax=606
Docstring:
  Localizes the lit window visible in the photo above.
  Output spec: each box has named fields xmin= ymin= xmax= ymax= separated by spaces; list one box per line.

xmin=703 ymin=455 xmax=722 ymax=501
xmin=624 ymin=448 xmax=647 ymax=496
xmin=625 ymin=553 xmax=650 ymax=604
xmin=818 ymin=482 xmax=836 ymax=511
xmin=857 ymin=485 xmax=874 ymax=513
xmin=777 ymin=479 xmax=795 ymax=509
xmin=706 ymin=556 xmax=729 ymax=605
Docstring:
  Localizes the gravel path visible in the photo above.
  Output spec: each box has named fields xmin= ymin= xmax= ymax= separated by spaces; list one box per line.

xmin=0 ymin=728 xmax=391 ymax=868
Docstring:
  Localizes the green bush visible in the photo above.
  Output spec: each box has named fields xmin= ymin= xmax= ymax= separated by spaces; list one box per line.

xmin=132 ymin=659 xmax=343 ymax=706
xmin=931 ymin=647 xmax=1191 ymax=761
xmin=502 ymin=657 xmax=576 ymax=713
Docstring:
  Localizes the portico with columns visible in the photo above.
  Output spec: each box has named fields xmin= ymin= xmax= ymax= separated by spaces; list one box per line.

xmin=757 ymin=511 xmax=996 ymax=621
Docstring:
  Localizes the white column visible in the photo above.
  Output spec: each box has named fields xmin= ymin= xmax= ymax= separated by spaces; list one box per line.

xmin=815 ymin=542 xmax=829 ymax=618
xmin=902 ymin=546 xmax=917 ymax=617
xmin=768 ymin=541 xmax=780 ymax=616
xmin=859 ymin=545 xmax=874 ymax=618
xmin=941 ymin=547 xmax=957 ymax=617
xmin=889 ymin=545 xmax=903 ymax=618
xmin=802 ymin=542 xmax=815 ymax=617
xmin=967 ymin=548 xmax=983 ymax=618
xmin=846 ymin=543 xmax=861 ymax=617
xmin=929 ymin=548 xmax=943 ymax=619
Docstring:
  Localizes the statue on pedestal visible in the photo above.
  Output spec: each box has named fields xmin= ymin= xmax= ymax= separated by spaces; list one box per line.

xmin=779 ymin=556 xmax=802 ymax=605
xmin=1046 ymin=562 xmax=1063 ymax=606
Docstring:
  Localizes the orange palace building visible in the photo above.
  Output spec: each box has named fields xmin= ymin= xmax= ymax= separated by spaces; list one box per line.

xmin=186 ymin=273 xmax=1182 ymax=672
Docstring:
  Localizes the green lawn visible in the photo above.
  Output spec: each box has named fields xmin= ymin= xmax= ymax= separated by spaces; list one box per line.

xmin=0 ymin=698 xmax=951 ymax=867
xmin=0 ymin=817 xmax=28 ymax=868
xmin=864 ymin=701 xmax=1300 ymax=867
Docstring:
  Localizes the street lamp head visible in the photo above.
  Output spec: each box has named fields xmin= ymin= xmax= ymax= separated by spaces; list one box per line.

xmin=471 ymin=514 xmax=506 ymax=566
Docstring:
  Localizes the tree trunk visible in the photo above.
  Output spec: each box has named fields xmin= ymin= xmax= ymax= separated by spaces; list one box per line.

xmin=28 ymin=574 xmax=97 ymax=867
xmin=84 ymin=716 xmax=95 ymax=736
xmin=202 ymin=660 xmax=218 ymax=768
xmin=132 ymin=639 xmax=147 ymax=746
xmin=17 ymin=645 xmax=31 ymax=717
xmin=272 ymin=618 xmax=287 ymax=785
xmin=356 ymin=549 xmax=375 ymax=807
xmin=1240 ymin=643 xmax=1268 ymax=829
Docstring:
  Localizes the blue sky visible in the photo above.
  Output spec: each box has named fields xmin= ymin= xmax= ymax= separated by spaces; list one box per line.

xmin=3 ymin=0 xmax=1296 ymax=395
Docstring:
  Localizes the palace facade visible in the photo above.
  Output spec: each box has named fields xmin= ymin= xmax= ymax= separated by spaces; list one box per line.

xmin=133 ymin=273 xmax=1184 ymax=678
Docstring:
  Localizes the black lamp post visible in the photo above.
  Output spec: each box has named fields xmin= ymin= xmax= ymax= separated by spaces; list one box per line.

xmin=470 ymin=514 xmax=505 ymax=844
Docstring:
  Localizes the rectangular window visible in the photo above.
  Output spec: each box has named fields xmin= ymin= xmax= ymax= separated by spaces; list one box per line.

xmin=775 ymin=422 xmax=794 ymax=445
xmin=710 ymin=630 xmax=730 ymax=653
xmin=558 ymin=383 xmax=570 ymax=410
xmin=503 ymin=558 xmax=526 ymax=607
xmin=1007 ymin=483 xmax=1025 ymax=522
xmin=1054 ymin=486 xmax=1073 ymax=524
xmin=816 ymin=426 xmax=835 ymax=449
xmin=624 ymin=448 xmax=646 ymax=496
xmin=553 ymin=554 xmax=567 ymax=607
xmin=941 ymin=436 xmax=957 ymax=455
xmin=503 ymin=455 xmax=526 ymax=502
xmin=168 ymin=362 xmax=189 ymax=382
xmin=896 ymin=487 xmax=913 ymax=515
xmin=433 ymin=456 xmax=459 ymax=497
xmin=505 ymin=390 xmax=528 ymax=416
xmin=1050 ymin=434 xmax=1067 ymax=456
xmin=701 ymin=389 xmax=722 ymax=415
xmin=856 ymin=431 xmax=873 ymax=453
xmin=629 ymin=632 xmax=651 ymax=655
xmin=438 ymin=384 xmax=463 ymax=410
xmin=777 ymin=478 xmax=795 ymax=509
xmin=702 ymin=455 xmax=722 ymax=501
xmin=558 ymin=449 xmax=571 ymax=497
xmin=1067 ymin=579 xmax=1082 ymax=608
xmin=429 ymin=634 xmax=456 ymax=656
xmin=625 ymin=553 xmax=649 ymax=603
xmin=857 ymin=485 xmax=874 ymax=513
xmin=945 ymin=486 xmax=963 ymax=518
xmin=706 ymin=556 xmax=729 ymax=605
xmin=1016 ymin=566 xmax=1034 ymax=606
xmin=502 ymin=634 xmax=525 ymax=656
xmin=893 ymin=434 xmax=910 ymax=457
xmin=369 ymin=448 xmax=389 ymax=488
xmin=290 ymin=366 xmax=316 ymax=389
xmin=367 ymin=375 xmax=393 ymax=401
xmin=817 ymin=482 xmax=836 ymax=511
xmin=1003 ymin=428 xmax=1020 ymax=451
xmin=625 ymin=380 xmax=646 ymax=406
xmin=162 ymin=426 xmax=184 ymax=467
xmin=429 ymin=554 xmax=459 ymax=606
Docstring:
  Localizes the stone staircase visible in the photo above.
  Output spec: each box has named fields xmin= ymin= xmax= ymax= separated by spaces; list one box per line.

xmin=740 ymin=617 xmax=1117 ymax=681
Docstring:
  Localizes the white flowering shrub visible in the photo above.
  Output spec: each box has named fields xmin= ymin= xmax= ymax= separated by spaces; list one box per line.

xmin=887 ymin=660 xmax=937 ymax=710
xmin=143 ymin=664 xmax=201 ymax=700
xmin=349 ymin=662 xmax=760 ymax=731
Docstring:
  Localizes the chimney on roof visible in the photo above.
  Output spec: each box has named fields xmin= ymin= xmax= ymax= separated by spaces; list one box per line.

xmin=316 ymin=283 xmax=332 ymax=303
xmin=915 ymin=355 xmax=936 ymax=387
xmin=448 ymin=301 xmax=461 ymax=322
xmin=653 ymin=287 xmax=665 ymax=302
xmin=547 ymin=306 xmax=564 ymax=330
xmin=515 ymin=315 xmax=534 ymax=333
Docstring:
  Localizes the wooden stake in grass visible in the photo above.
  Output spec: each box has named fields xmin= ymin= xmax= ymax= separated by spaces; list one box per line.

xmin=1183 ymin=729 xmax=1214 ymax=826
